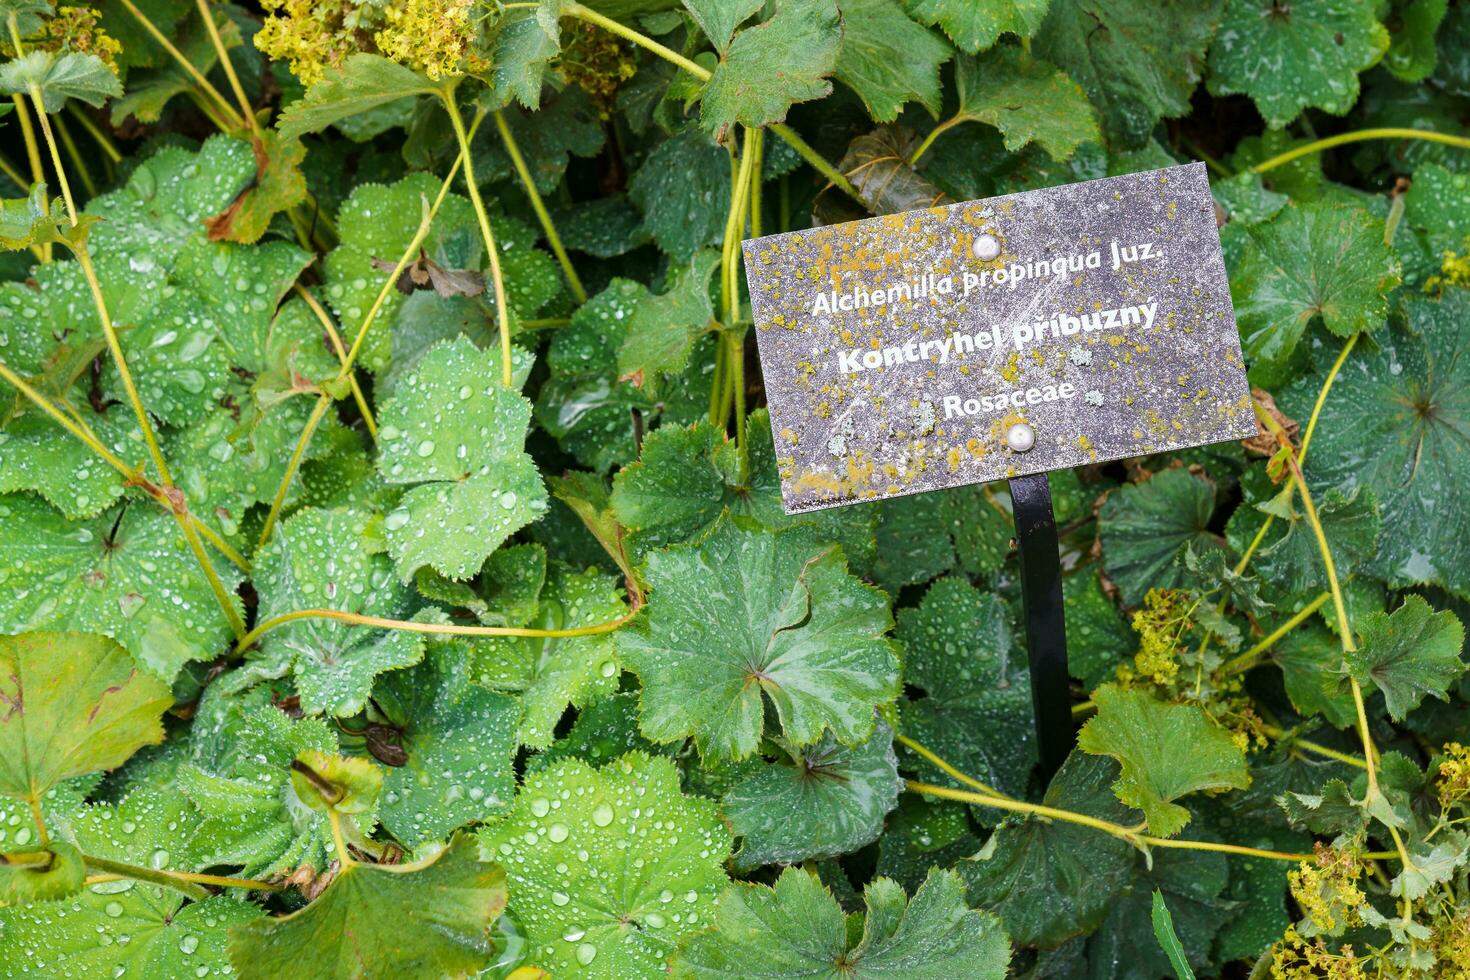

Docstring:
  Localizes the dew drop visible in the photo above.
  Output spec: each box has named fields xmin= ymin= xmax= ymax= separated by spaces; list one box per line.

xmin=591 ymin=803 xmax=614 ymax=827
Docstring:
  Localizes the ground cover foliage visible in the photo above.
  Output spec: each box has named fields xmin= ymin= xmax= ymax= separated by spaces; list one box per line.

xmin=0 ymin=0 xmax=1467 ymax=976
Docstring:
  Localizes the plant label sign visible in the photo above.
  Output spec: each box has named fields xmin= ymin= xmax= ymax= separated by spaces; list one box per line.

xmin=743 ymin=161 xmax=1255 ymax=515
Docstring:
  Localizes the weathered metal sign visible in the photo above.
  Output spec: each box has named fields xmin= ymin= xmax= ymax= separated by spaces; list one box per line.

xmin=743 ymin=161 xmax=1254 ymax=515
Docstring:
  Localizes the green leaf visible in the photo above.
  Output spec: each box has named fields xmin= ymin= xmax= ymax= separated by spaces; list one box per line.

xmin=480 ymin=2 xmax=563 ymax=110
xmin=0 ymin=51 xmax=122 ymax=112
xmin=897 ymin=578 xmax=1037 ymax=797
xmin=474 ymin=89 xmax=605 ymax=194
xmin=628 ymin=127 xmax=730 ymax=260
xmin=1064 ymin=568 xmax=1135 ymax=688
xmin=0 ymin=1 xmax=56 ymax=38
xmin=1231 ymin=202 xmax=1400 ymax=384
xmin=1280 ymin=294 xmax=1470 ymax=593
xmin=375 ymin=336 xmax=548 ymax=581
xmin=839 ymin=124 xmax=948 ymax=214
xmin=619 ymin=518 xmax=900 ymax=762
xmin=834 ymin=0 xmax=953 ymax=123
xmin=1404 ymin=162 xmax=1470 ymax=256
xmin=875 ymin=796 xmax=982 ymax=893
xmin=961 ymin=754 xmax=1136 ymax=946
xmin=1033 ymin=0 xmax=1220 ymax=147
xmin=245 ymin=506 xmax=425 ymax=716
xmin=464 ymin=563 xmax=626 ymax=748
xmin=0 ymin=496 xmax=244 ymax=680
xmin=87 ymin=137 xmax=257 ymax=266
xmin=180 ymin=707 xmax=359 ymax=879
xmin=1078 ymin=684 xmax=1251 ymax=837
xmin=0 ymin=840 xmax=84 ymax=905
xmin=1098 ymin=468 xmax=1223 ymax=606
xmin=0 ymin=790 xmax=261 ymax=979
xmin=615 ymin=249 xmax=719 ymax=385
xmin=683 ymin=0 xmax=764 ymax=52
xmin=1086 ymin=847 xmax=1233 ymax=977
xmin=1346 ymin=595 xmax=1464 ymax=721
xmin=201 ymin=129 xmax=308 ymax=246
xmin=672 ymin=866 xmax=1011 ymax=978
xmin=0 ymin=182 xmax=65 ymax=251
xmin=228 ymin=835 xmax=507 ymax=980
xmin=1384 ymin=0 xmax=1448 ymax=83
xmin=1206 ymin=0 xmax=1389 ymax=128
xmin=948 ymin=45 xmax=1100 ymax=160
xmin=1151 ymin=890 xmax=1197 ymax=980
xmin=1272 ymin=617 xmax=1358 ymax=726
xmin=1250 ymin=486 xmax=1381 ymax=595
xmin=0 ymin=632 xmax=170 ymax=804
xmin=700 ymin=0 xmax=842 ymax=138
xmin=903 ymin=0 xmax=1050 ymax=53
xmin=724 ymin=722 xmax=902 ymax=870
xmin=290 ymin=749 xmax=382 ymax=814
xmin=478 ymin=752 xmax=731 ymax=976
xmin=277 ymin=54 xmax=445 ymax=140
xmin=96 ymin=0 xmax=190 ymax=72
xmin=0 ymin=406 xmax=136 ymax=520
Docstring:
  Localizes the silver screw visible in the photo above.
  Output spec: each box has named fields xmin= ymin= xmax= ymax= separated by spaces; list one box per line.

xmin=973 ymin=233 xmax=1001 ymax=261
xmin=1006 ymin=422 xmax=1035 ymax=453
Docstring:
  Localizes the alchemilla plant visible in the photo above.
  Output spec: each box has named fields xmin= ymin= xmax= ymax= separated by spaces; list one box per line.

xmin=0 ymin=0 xmax=1467 ymax=977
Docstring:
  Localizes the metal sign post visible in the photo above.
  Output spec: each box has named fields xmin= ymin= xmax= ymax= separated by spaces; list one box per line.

xmin=1006 ymin=473 xmax=1072 ymax=784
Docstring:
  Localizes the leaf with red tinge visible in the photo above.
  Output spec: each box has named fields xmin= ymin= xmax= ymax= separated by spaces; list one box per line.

xmin=204 ymin=132 xmax=308 ymax=245
xmin=0 ymin=631 xmax=172 ymax=803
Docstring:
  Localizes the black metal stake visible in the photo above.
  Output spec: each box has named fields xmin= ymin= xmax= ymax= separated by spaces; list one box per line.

xmin=1007 ymin=473 xmax=1073 ymax=783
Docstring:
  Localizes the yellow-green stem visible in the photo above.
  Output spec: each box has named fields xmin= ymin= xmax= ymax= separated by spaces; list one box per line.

xmin=118 ymin=0 xmax=243 ymax=130
xmin=769 ymin=123 xmax=862 ymax=204
xmin=1299 ymin=332 xmax=1358 ymax=464
xmin=237 ymin=606 xmax=637 ymax=654
xmin=293 ymin=283 xmax=377 ymax=440
xmin=175 ymin=513 xmax=246 ymax=639
xmin=564 ymin=1 xmax=711 ymax=79
xmin=493 ymin=110 xmax=586 ymax=303
xmin=83 ymin=855 xmax=211 ymax=901
xmin=52 ymin=114 xmax=94 ymax=198
xmin=192 ymin=0 xmax=259 ymax=138
xmin=897 ymin=734 xmax=1008 ymax=799
xmin=748 ymin=127 xmax=764 ymax=239
xmin=441 ymin=95 xmax=512 ymax=387
xmin=1219 ymin=591 xmax=1331 ymax=676
xmin=1260 ymin=724 xmax=1368 ymax=769
xmin=1250 ymin=128 xmax=1470 ymax=175
xmin=26 ymin=85 xmax=78 ymax=222
xmin=67 ymin=104 xmax=122 ymax=163
xmin=0 ymin=359 xmax=249 ymax=571
xmin=256 ymin=395 xmax=330 ymax=550
xmin=72 ymin=245 xmax=174 ymax=486
xmin=909 ymin=118 xmax=959 ymax=167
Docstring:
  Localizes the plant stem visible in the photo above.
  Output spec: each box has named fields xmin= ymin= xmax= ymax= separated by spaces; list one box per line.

xmin=493 ymin=110 xmax=586 ymax=303
xmin=118 ymin=0 xmax=244 ymax=130
xmin=192 ymin=0 xmax=260 ymax=138
xmin=748 ymin=126 xmax=763 ymax=240
xmin=25 ymin=85 xmax=78 ymax=223
xmin=909 ymin=780 xmax=1319 ymax=863
xmin=1219 ymin=591 xmax=1331 ymax=676
xmin=292 ymin=283 xmax=377 ymax=441
xmin=769 ymin=123 xmax=861 ymax=204
xmin=67 ymin=105 xmax=122 ymax=164
xmin=564 ymin=2 xmax=710 ymax=80
xmin=52 ymin=114 xmax=95 ymax=198
xmin=1250 ymin=128 xmax=1470 ymax=176
xmin=236 ymin=606 xmax=638 ymax=654
xmin=0 ymin=850 xmax=53 ymax=869
xmin=897 ymin=734 xmax=1009 ymax=799
xmin=441 ymin=94 xmax=512 ymax=387
xmin=256 ymin=395 xmax=330 ymax=550
xmin=83 ymin=855 xmax=212 ymax=901
xmin=256 ymin=152 xmax=465 ymax=548
xmin=0 ymin=359 xmax=249 ymax=571
xmin=909 ymin=118 xmax=959 ymax=167
xmin=558 ymin=4 xmax=865 ymax=208
xmin=1299 ymin=332 xmax=1357 ymax=465
xmin=1260 ymin=723 xmax=1368 ymax=769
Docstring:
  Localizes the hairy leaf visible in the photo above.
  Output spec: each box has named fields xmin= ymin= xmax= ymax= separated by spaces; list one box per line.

xmin=619 ymin=518 xmax=900 ymax=761
xmin=1078 ymin=684 xmax=1251 ymax=837
xmin=904 ymin=0 xmax=1050 ymax=53
xmin=949 ymin=45 xmax=1099 ymax=160
xmin=1347 ymin=595 xmax=1465 ymax=720
xmin=701 ymin=0 xmax=842 ymax=138
xmin=835 ymin=0 xmax=952 ymax=122
xmin=479 ymin=753 xmax=731 ymax=976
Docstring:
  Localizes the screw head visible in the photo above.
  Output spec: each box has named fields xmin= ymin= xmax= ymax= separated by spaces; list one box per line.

xmin=1005 ymin=422 xmax=1035 ymax=453
xmin=973 ymin=233 xmax=1001 ymax=261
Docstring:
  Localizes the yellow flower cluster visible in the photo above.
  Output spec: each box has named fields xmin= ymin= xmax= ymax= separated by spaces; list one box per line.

xmin=255 ymin=0 xmax=478 ymax=86
xmin=1434 ymin=911 xmax=1470 ymax=974
xmin=1436 ymin=742 xmax=1470 ymax=809
xmin=1425 ymin=249 xmax=1470 ymax=295
xmin=1130 ymin=588 xmax=1194 ymax=685
xmin=1289 ymin=845 xmax=1367 ymax=936
xmin=374 ymin=0 xmax=478 ymax=81
xmin=1269 ymin=927 xmax=1368 ymax=980
xmin=8 ymin=6 xmax=123 ymax=72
